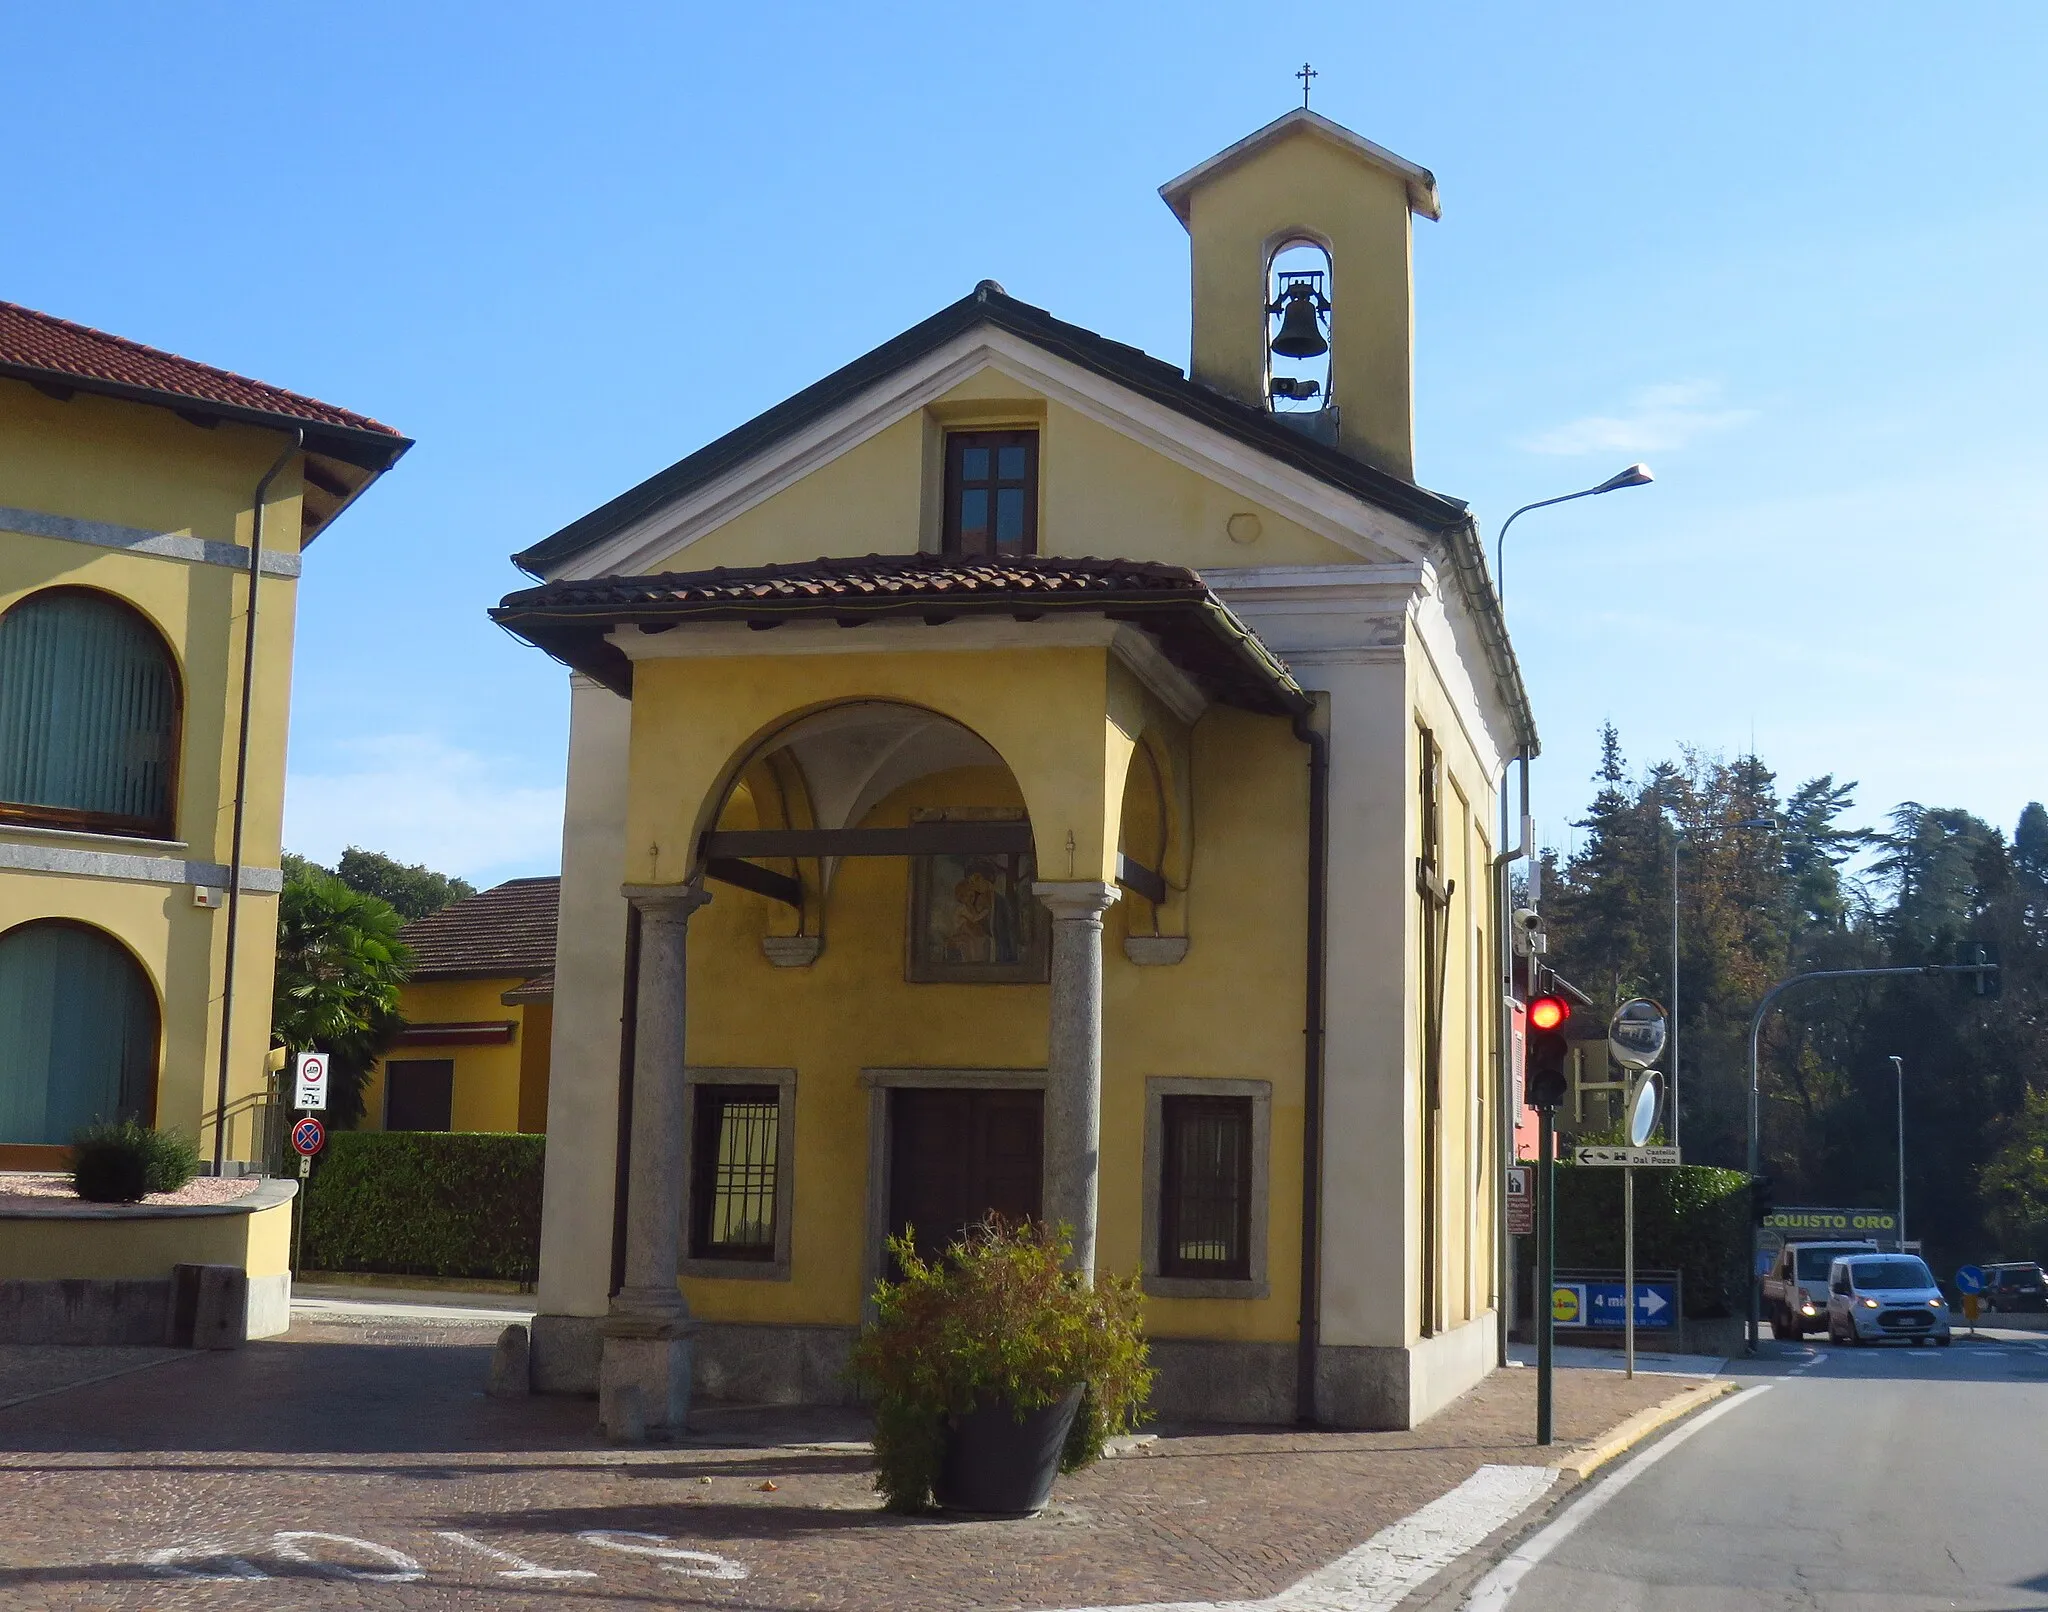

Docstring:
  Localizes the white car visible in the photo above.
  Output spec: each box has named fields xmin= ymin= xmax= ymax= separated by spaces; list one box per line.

xmin=1825 ymin=1254 xmax=1953 ymax=1347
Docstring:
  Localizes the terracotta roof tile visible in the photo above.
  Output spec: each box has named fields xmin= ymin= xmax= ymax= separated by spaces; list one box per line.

xmin=524 ymin=552 xmax=1206 ymax=610
xmin=0 ymin=299 xmax=403 ymax=438
xmin=399 ymin=876 xmax=559 ymax=980
xmin=493 ymin=553 xmax=1309 ymax=717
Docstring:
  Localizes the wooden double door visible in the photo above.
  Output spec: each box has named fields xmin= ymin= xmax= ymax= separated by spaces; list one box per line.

xmin=887 ymin=1086 xmax=1043 ymax=1262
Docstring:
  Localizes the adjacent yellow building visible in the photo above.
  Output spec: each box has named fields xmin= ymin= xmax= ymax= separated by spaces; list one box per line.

xmin=0 ymin=300 xmax=408 ymax=1173
xmin=500 ymin=109 xmax=1537 ymax=1435
xmin=360 ymin=876 xmax=558 ymax=1135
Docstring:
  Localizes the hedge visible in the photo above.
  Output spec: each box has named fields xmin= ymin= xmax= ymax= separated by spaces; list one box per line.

xmin=1552 ymin=1161 xmax=1750 ymax=1318
xmin=300 ymin=1131 xmax=545 ymax=1283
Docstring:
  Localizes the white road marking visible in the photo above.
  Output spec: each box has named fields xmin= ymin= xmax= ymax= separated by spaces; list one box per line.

xmin=1055 ymin=1462 xmax=1558 ymax=1612
xmin=1460 ymin=1385 xmax=1771 ymax=1610
xmin=269 ymin=1532 xmax=425 ymax=1583
xmin=140 ymin=1542 xmax=270 ymax=1581
xmin=435 ymin=1530 xmax=597 ymax=1579
xmin=576 ymin=1531 xmax=749 ymax=1580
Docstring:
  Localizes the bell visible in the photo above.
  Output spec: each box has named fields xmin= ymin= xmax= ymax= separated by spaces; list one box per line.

xmin=1269 ymin=287 xmax=1328 ymax=359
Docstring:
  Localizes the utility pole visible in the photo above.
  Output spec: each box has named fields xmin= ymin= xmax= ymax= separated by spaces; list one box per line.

xmin=1891 ymin=1054 xmax=1906 ymax=1248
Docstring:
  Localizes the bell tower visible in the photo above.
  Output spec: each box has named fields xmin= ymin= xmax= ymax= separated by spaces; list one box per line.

xmin=1159 ymin=109 xmax=1441 ymax=482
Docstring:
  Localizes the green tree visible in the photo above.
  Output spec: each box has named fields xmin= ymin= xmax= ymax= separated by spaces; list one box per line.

xmin=331 ymin=847 xmax=475 ymax=922
xmin=272 ymin=858 xmax=412 ymax=1128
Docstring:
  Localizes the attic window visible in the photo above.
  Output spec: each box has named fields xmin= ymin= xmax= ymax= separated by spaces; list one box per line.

xmin=942 ymin=430 xmax=1038 ymax=557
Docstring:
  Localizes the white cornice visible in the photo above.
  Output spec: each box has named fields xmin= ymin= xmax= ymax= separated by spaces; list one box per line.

xmin=555 ymin=330 xmax=1436 ymax=582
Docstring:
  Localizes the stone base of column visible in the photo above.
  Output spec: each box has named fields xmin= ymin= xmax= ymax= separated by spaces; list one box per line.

xmin=599 ymin=1294 xmax=696 ymax=1440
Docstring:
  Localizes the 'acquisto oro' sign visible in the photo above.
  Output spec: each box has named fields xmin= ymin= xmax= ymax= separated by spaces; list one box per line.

xmin=1763 ymin=1207 xmax=1899 ymax=1235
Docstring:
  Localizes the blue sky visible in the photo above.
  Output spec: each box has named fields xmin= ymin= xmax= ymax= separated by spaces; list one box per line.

xmin=6 ymin=2 xmax=2044 ymax=881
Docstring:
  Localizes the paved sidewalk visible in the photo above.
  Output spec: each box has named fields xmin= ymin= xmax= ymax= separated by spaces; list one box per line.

xmin=0 ymin=1315 xmax=1695 ymax=1610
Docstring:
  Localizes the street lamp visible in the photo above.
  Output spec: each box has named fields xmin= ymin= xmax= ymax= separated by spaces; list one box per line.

xmin=1490 ymin=461 xmax=1656 ymax=1369
xmin=1493 ymin=463 xmax=1654 ymax=605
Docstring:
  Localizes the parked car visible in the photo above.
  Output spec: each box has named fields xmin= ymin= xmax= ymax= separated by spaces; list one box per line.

xmin=1983 ymin=1262 xmax=2047 ymax=1312
xmin=1764 ymin=1240 xmax=1881 ymax=1338
xmin=1825 ymin=1255 xmax=1952 ymax=1347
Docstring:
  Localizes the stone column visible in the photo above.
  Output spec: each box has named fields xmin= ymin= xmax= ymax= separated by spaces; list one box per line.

xmin=600 ymin=881 xmax=711 ymax=1440
xmin=1033 ymin=880 xmax=1119 ymax=1277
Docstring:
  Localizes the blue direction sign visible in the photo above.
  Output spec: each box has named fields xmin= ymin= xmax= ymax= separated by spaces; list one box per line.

xmin=1957 ymin=1265 xmax=1986 ymax=1296
xmin=1577 ymin=1281 xmax=1677 ymax=1330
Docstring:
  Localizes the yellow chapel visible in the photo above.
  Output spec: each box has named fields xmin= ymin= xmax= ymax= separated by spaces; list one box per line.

xmin=498 ymin=108 xmax=1534 ymax=1433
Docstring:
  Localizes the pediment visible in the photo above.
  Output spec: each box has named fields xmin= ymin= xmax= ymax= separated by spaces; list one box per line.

xmin=547 ymin=332 xmax=1433 ymax=582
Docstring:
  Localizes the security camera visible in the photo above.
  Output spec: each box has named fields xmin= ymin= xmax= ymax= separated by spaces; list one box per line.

xmin=1512 ymin=907 xmax=1548 ymax=956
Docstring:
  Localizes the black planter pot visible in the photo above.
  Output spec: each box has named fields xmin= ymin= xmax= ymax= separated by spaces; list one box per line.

xmin=933 ymin=1384 xmax=1085 ymax=1517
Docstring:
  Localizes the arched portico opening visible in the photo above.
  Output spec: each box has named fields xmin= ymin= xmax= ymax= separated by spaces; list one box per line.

xmin=693 ymin=700 xmax=1046 ymax=974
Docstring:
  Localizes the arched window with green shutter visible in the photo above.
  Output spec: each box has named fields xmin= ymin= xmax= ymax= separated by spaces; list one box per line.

xmin=0 ymin=588 xmax=180 ymax=838
xmin=0 ymin=921 xmax=160 ymax=1146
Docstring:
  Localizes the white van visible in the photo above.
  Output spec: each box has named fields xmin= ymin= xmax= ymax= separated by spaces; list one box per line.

xmin=1764 ymin=1240 xmax=1880 ymax=1337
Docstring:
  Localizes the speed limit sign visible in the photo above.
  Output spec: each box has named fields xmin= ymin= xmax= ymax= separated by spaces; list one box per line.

xmin=293 ymin=1051 xmax=329 ymax=1112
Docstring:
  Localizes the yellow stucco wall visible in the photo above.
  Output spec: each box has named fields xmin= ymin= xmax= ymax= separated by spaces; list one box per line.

xmin=0 ymin=378 xmax=306 ymax=1162
xmin=646 ymin=382 xmax=1360 ymax=577
xmin=622 ymin=641 xmax=1309 ymax=1343
xmin=361 ymin=979 xmax=538 ymax=1134
xmin=0 ymin=1193 xmax=293 ymax=1280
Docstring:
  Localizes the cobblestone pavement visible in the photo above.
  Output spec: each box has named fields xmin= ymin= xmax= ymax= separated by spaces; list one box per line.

xmin=0 ymin=1314 xmax=1692 ymax=1611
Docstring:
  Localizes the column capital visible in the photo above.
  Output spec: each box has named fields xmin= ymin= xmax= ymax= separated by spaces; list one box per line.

xmin=621 ymin=881 xmax=713 ymax=921
xmin=1033 ymin=880 xmax=1120 ymax=921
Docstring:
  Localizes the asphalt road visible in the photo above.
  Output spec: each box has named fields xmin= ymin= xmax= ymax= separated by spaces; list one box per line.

xmin=1459 ymin=1326 xmax=2048 ymax=1610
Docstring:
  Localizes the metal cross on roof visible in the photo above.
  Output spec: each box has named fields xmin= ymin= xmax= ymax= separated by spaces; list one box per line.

xmin=1296 ymin=62 xmax=1318 ymax=108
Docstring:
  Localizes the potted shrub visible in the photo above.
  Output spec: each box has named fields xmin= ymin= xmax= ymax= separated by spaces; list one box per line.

xmin=849 ymin=1216 xmax=1152 ymax=1516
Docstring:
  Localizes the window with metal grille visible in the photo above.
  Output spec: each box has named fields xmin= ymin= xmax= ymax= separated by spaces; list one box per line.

xmin=942 ymin=430 xmax=1038 ymax=557
xmin=691 ymin=1085 xmax=781 ymax=1260
xmin=1159 ymin=1095 xmax=1253 ymax=1279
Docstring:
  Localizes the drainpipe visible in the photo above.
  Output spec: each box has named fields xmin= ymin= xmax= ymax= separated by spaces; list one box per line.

xmin=1293 ymin=700 xmax=1329 ymax=1426
xmin=1493 ymin=751 xmax=1531 ymax=1363
xmin=211 ymin=428 xmax=303 ymax=1177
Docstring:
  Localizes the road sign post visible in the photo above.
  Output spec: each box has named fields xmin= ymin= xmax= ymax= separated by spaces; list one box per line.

xmin=293 ymin=1051 xmax=329 ymax=1113
xmin=1958 ymin=1265 xmax=1985 ymax=1336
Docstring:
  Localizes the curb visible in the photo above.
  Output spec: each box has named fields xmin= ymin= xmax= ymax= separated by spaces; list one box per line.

xmin=1551 ymin=1378 xmax=1738 ymax=1479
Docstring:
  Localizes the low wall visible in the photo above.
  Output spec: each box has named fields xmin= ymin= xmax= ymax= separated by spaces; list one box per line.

xmin=0 ymin=1178 xmax=296 ymax=1345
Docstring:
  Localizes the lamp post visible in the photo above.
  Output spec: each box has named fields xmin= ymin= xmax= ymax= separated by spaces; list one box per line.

xmin=1890 ymin=1055 xmax=1907 ymax=1248
xmin=1490 ymin=462 xmax=1655 ymax=1369
xmin=1493 ymin=463 xmax=1654 ymax=605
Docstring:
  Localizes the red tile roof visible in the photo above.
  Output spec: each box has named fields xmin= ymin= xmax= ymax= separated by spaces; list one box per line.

xmin=0 ymin=299 xmax=404 ymax=438
xmin=399 ymin=876 xmax=559 ymax=981
xmin=493 ymin=553 xmax=1309 ymax=717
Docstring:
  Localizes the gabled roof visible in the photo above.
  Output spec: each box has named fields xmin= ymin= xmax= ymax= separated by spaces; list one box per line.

xmin=512 ymin=281 xmax=1468 ymax=579
xmin=492 ymin=553 xmax=1311 ymax=717
xmin=0 ymin=300 xmax=410 ymax=469
xmin=1 ymin=299 xmax=412 ymax=544
xmin=1158 ymin=109 xmax=1443 ymax=224
xmin=399 ymin=876 xmax=559 ymax=981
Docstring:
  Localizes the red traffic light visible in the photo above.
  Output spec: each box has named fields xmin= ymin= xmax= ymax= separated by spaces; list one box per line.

xmin=1528 ymin=995 xmax=1570 ymax=1032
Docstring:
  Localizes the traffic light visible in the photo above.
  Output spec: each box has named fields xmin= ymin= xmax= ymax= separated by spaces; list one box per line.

xmin=1525 ymin=993 xmax=1572 ymax=1111
xmin=1751 ymin=1173 xmax=1777 ymax=1225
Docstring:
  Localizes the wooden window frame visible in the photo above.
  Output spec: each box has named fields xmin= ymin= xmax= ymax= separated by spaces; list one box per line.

xmin=941 ymin=429 xmax=1040 ymax=557
xmin=0 ymin=587 xmax=184 ymax=842
xmin=679 ymin=1067 xmax=796 ymax=1280
xmin=1142 ymin=1077 xmax=1270 ymax=1298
